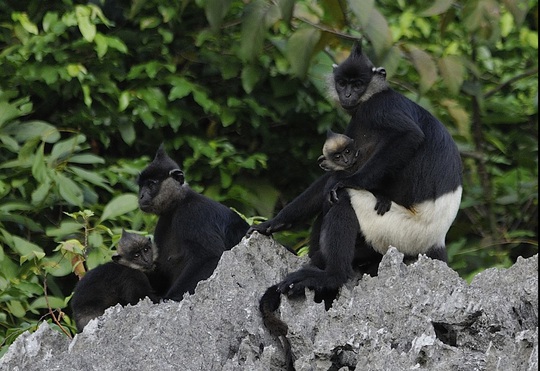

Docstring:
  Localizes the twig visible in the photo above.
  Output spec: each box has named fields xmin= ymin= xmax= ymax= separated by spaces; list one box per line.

xmin=43 ymin=275 xmax=73 ymax=338
xmin=484 ymin=67 xmax=538 ymax=99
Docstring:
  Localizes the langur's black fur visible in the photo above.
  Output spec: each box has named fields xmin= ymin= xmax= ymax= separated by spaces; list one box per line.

xmin=253 ymin=41 xmax=463 ymax=360
xmin=137 ymin=145 xmax=249 ymax=301
xmin=71 ymin=230 xmax=160 ymax=332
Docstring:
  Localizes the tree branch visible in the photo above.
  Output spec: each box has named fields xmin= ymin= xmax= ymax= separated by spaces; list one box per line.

xmin=484 ymin=67 xmax=538 ymax=99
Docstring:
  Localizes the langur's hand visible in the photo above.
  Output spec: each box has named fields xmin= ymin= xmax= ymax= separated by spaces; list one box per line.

xmin=329 ymin=182 xmax=344 ymax=204
xmin=247 ymin=221 xmax=288 ymax=236
xmin=374 ymin=195 xmax=392 ymax=215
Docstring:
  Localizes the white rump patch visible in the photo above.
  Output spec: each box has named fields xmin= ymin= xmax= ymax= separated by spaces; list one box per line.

xmin=347 ymin=187 xmax=462 ymax=256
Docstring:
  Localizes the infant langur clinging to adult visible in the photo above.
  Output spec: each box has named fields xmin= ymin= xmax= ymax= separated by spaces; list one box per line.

xmin=318 ymin=129 xmax=359 ymax=172
xmin=318 ymin=129 xmax=392 ymax=215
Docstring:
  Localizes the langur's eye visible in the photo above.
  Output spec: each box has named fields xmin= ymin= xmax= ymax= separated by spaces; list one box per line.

xmin=142 ymin=247 xmax=149 ymax=253
xmin=337 ymin=80 xmax=347 ymax=88
xmin=134 ymin=253 xmax=140 ymax=258
xmin=345 ymin=149 xmax=351 ymax=154
xmin=146 ymin=179 xmax=159 ymax=190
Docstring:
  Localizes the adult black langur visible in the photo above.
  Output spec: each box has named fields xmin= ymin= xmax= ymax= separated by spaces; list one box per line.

xmin=138 ymin=145 xmax=249 ymax=301
xmin=71 ymin=230 xmax=160 ymax=332
xmin=253 ymin=40 xmax=462 ymax=300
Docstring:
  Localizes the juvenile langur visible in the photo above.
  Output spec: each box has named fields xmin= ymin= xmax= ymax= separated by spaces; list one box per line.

xmin=318 ymin=129 xmax=392 ymax=216
xmin=253 ymin=39 xmax=462 ymax=323
xmin=70 ymin=230 xmax=160 ymax=332
xmin=137 ymin=145 xmax=249 ymax=301
xmin=318 ymin=129 xmax=359 ymax=172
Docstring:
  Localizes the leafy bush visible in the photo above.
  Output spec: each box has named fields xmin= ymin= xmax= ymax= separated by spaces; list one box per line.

xmin=0 ymin=0 xmax=537 ymax=353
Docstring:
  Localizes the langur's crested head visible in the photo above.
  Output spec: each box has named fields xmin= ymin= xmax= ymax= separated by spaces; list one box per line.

xmin=329 ymin=41 xmax=388 ymax=113
xmin=138 ymin=145 xmax=185 ymax=187
xmin=333 ymin=41 xmax=376 ymax=81
xmin=150 ymin=144 xmax=181 ymax=173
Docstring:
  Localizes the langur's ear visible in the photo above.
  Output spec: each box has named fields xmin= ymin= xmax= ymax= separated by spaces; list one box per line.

xmin=372 ymin=67 xmax=387 ymax=77
xmin=169 ymin=169 xmax=185 ymax=184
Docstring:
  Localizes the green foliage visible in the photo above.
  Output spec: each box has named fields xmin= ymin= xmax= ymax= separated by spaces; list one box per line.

xmin=0 ymin=0 xmax=537 ymax=351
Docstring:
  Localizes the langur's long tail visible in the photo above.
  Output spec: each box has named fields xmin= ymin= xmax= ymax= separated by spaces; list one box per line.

xmin=259 ymin=284 xmax=295 ymax=371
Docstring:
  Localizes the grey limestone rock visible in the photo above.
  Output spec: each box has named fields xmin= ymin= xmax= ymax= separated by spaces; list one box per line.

xmin=0 ymin=233 xmax=537 ymax=371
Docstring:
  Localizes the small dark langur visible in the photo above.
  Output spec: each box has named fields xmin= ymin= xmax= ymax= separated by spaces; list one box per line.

xmin=112 ymin=229 xmax=158 ymax=272
xmin=252 ymin=40 xmax=462 ymax=298
xmin=138 ymin=145 xmax=249 ymax=301
xmin=318 ymin=130 xmax=392 ymax=215
xmin=71 ymin=230 xmax=159 ymax=332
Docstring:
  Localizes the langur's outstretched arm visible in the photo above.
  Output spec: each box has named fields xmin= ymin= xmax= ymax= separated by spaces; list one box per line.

xmin=248 ymin=173 xmax=332 ymax=235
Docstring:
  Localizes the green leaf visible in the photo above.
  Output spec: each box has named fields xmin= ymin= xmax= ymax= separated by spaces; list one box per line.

xmin=420 ymin=0 xmax=455 ymax=16
xmin=68 ymin=154 xmax=105 ymax=165
xmin=0 ymin=102 xmax=22 ymax=128
xmin=378 ymin=46 xmax=402 ymax=78
xmin=42 ymin=11 xmax=58 ymax=33
xmin=241 ymin=65 xmax=261 ymax=94
xmin=438 ymin=55 xmax=465 ymax=95
xmin=203 ymin=0 xmax=232 ymax=31
xmin=30 ymin=296 xmax=66 ymax=310
xmin=221 ymin=108 xmax=236 ymax=127
xmin=13 ymin=12 xmax=39 ymax=35
xmin=54 ymin=172 xmax=84 ymax=206
xmin=119 ymin=121 xmax=136 ymax=145
xmin=362 ymin=8 xmax=393 ymax=57
xmin=0 ymin=213 xmax=43 ymax=232
xmin=31 ymin=181 xmax=52 ymax=206
xmin=278 ymin=0 xmax=295 ymax=24
xmin=49 ymin=135 xmax=85 ymax=164
xmin=119 ymin=91 xmax=130 ymax=111
xmin=140 ymin=17 xmax=161 ymax=30
xmin=2 ymin=121 xmax=60 ymax=143
xmin=31 ymin=145 xmax=48 ymax=183
xmin=100 ymin=193 xmax=139 ymax=222
xmin=502 ymin=0 xmax=529 ymax=26
xmin=46 ymin=221 xmax=83 ymax=238
xmin=348 ymin=0 xmax=375 ymax=28
xmin=239 ymin=0 xmax=280 ymax=62
xmin=70 ymin=166 xmax=113 ymax=191
xmin=105 ymin=35 xmax=128 ymax=54
xmin=10 ymin=235 xmax=45 ymax=258
xmin=42 ymin=252 xmax=74 ymax=277
xmin=286 ymin=28 xmax=321 ymax=79
xmin=7 ymin=301 xmax=26 ymax=318
xmin=409 ymin=47 xmax=438 ymax=94
xmin=75 ymin=5 xmax=96 ymax=42
xmin=168 ymin=81 xmax=193 ymax=100
xmin=94 ymin=33 xmax=108 ymax=58
xmin=82 ymin=84 xmax=92 ymax=107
